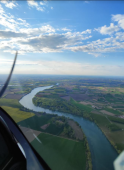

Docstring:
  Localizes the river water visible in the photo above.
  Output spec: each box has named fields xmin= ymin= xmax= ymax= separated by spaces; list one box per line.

xmin=19 ymin=85 xmax=118 ymax=170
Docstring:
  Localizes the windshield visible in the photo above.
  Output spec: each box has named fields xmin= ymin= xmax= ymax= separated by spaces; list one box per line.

xmin=0 ymin=1 xmax=124 ymax=170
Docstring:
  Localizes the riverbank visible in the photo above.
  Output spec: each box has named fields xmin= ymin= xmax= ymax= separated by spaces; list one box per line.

xmin=19 ymin=85 xmax=118 ymax=170
xmin=32 ymin=89 xmax=121 ymax=154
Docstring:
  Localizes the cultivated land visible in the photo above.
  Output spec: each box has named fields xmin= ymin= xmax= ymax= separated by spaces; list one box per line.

xmin=19 ymin=126 xmax=41 ymax=142
xmin=0 ymin=75 xmax=89 ymax=170
xmin=17 ymin=114 xmax=84 ymax=141
xmin=1 ymin=106 xmax=34 ymax=123
xmin=31 ymin=133 xmax=87 ymax=170
xmin=2 ymin=75 xmax=124 ymax=169
xmin=32 ymin=76 xmax=124 ymax=153
xmin=0 ymin=103 xmax=88 ymax=169
xmin=68 ymin=120 xmax=83 ymax=140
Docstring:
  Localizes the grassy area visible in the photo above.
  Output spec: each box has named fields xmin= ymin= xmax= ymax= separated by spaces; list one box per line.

xmin=0 ymin=98 xmax=22 ymax=108
xmin=104 ymin=107 xmax=123 ymax=115
xmin=107 ymin=124 xmax=122 ymax=131
xmin=90 ymin=112 xmax=110 ymax=127
xmin=1 ymin=106 xmax=34 ymax=123
xmin=108 ymin=116 xmax=124 ymax=124
xmin=90 ymin=112 xmax=124 ymax=153
xmin=18 ymin=115 xmax=65 ymax=135
xmin=31 ymin=133 xmax=86 ymax=170
xmin=70 ymin=98 xmax=92 ymax=113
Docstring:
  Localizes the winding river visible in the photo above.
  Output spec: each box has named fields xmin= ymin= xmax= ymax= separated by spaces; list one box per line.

xmin=19 ymin=85 xmax=118 ymax=170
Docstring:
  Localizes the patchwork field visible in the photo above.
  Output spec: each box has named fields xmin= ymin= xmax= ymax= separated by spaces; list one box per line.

xmin=31 ymin=133 xmax=86 ymax=170
xmin=90 ymin=112 xmax=124 ymax=153
xmin=70 ymin=98 xmax=92 ymax=113
xmin=100 ymin=110 xmax=115 ymax=116
xmin=2 ymin=76 xmax=124 ymax=170
xmin=61 ymin=95 xmax=70 ymax=101
xmin=19 ymin=126 xmax=41 ymax=142
xmin=68 ymin=120 xmax=83 ymax=140
xmin=0 ymin=98 xmax=22 ymax=108
xmin=5 ymin=94 xmax=25 ymax=100
xmin=18 ymin=115 xmax=64 ymax=135
xmin=1 ymin=106 xmax=34 ymax=123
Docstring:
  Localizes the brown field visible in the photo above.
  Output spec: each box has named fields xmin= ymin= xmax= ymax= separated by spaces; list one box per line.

xmin=68 ymin=120 xmax=83 ymax=140
xmin=69 ymin=94 xmax=89 ymax=101
xmin=91 ymin=110 xmax=102 ymax=115
xmin=69 ymin=93 xmax=98 ymax=101
xmin=80 ymin=101 xmax=93 ymax=105
xmin=11 ymin=89 xmax=22 ymax=92
xmin=100 ymin=110 xmax=114 ymax=116
xmin=59 ymin=85 xmax=74 ymax=90
xmin=19 ymin=126 xmax=41 ymax=142
xmin=5 ymin=94 xmax=25 ymax=100
xmin=61 ymin=96 xmax=70 ymax=101
xmin=41 ymin=123 xmax=50 ymax=130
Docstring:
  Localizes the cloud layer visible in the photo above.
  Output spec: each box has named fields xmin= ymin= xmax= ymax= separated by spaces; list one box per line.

xmin=0 ymin=3 xmax=124 ymax=58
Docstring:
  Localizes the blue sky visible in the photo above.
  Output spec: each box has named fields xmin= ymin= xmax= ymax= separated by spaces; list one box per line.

xmin=0 ymin=1 xmax=124 ymax=76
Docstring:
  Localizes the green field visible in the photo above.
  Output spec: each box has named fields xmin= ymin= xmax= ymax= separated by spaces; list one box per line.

xmin=18 ymin=115 xmax=65 ymax=135
xmin=1 ymin=106 xmax=34 ymax=123
xmin=90 ymin=112 xmax=110 ymax=127
xmin=90 ymin=112 xmax=124 ymax=153
xmin=31 ymin=133 xmax=86 ymax=170
xmin=108 ymin=116 xmax=124 ymax=124
xmin=0 ymin=98 xmax=22 ymax=108
xmin=107 ymin=124 xmax=122 ymax=131
xmin=70 ymin=98 xmax=92 ymax=113
xmin=104 ymin=107 xmax=123 ymax=115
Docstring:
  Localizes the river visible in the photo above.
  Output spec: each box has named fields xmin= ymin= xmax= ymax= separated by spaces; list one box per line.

xmin=19 ymin=85 xmax=118 ymax=170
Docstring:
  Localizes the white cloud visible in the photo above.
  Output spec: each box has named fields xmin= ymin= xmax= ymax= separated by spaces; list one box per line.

xmin=27 ymin=0 xmax=45 ymax=12
xmin=115 ymin=32 xmax=124 ymax=41
xmin=40 ymin=2 xmax=46 ymax=6
xmin=81 ymin=29 xmax=91 ymax=34
xmin=1 ymin=1 xmax=17 ymax=9
xmin=4 ymin=32 xmax=91 ymax=53
xmin=112 ymin=14 xmax=124 ymax=30
xmin=20 ymin=25 xmax=55 ymax=35
xmin=0 ymin=4 xmax=29 ymax=30
xmin=95 ymin=23 xmax=119 ymax=35
xmin=2 ymin=23 xmax=124 ymax=56
xmin=0 ymin=30 xmax=27 ymax=39
xmin=0 ymin=20 xmax=92 ymax=53
xmin=0 ymin=6 xmax=124 ymax=58
xmin=51 ymin=7 xmax=53 ymax=10
xmin=5 ymin=2 xmax=16 ymax=9
xmin=67 ymin=34 xmax=124 ymax=57
xmin=62 ymin=28 xmax=71 ymax=32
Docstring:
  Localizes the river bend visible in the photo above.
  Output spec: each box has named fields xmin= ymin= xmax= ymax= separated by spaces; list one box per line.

xmin=19 ymin=85 xmax=118 ymax=170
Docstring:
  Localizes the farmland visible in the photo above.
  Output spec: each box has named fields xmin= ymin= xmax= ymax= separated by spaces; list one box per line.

xmin=1 ymin=106 xmax=34 ymax=123
xmin=31 ymin=133 xmax=87 ymax=170
xmin=1 ymin=75 xmax=124 ymax=169
xmin=32 ymin=76 xmax=124 ymax=153
xmin=0 ymin=98 xmax=22 ymax=108
xmin=18 ymin=114 xmax=84 ymax=141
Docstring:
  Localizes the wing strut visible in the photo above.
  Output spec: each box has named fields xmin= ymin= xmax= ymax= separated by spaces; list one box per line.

xmin=0 ymin=51 xmax=18 ymax=98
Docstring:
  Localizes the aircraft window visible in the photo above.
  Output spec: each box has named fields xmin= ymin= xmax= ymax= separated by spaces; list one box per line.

xmin=0 ymin=1 xmax=124 ymax=170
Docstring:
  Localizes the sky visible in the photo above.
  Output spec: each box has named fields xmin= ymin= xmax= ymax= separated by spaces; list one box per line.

xmin=0 ymin=1 xmax=124 ymax=76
